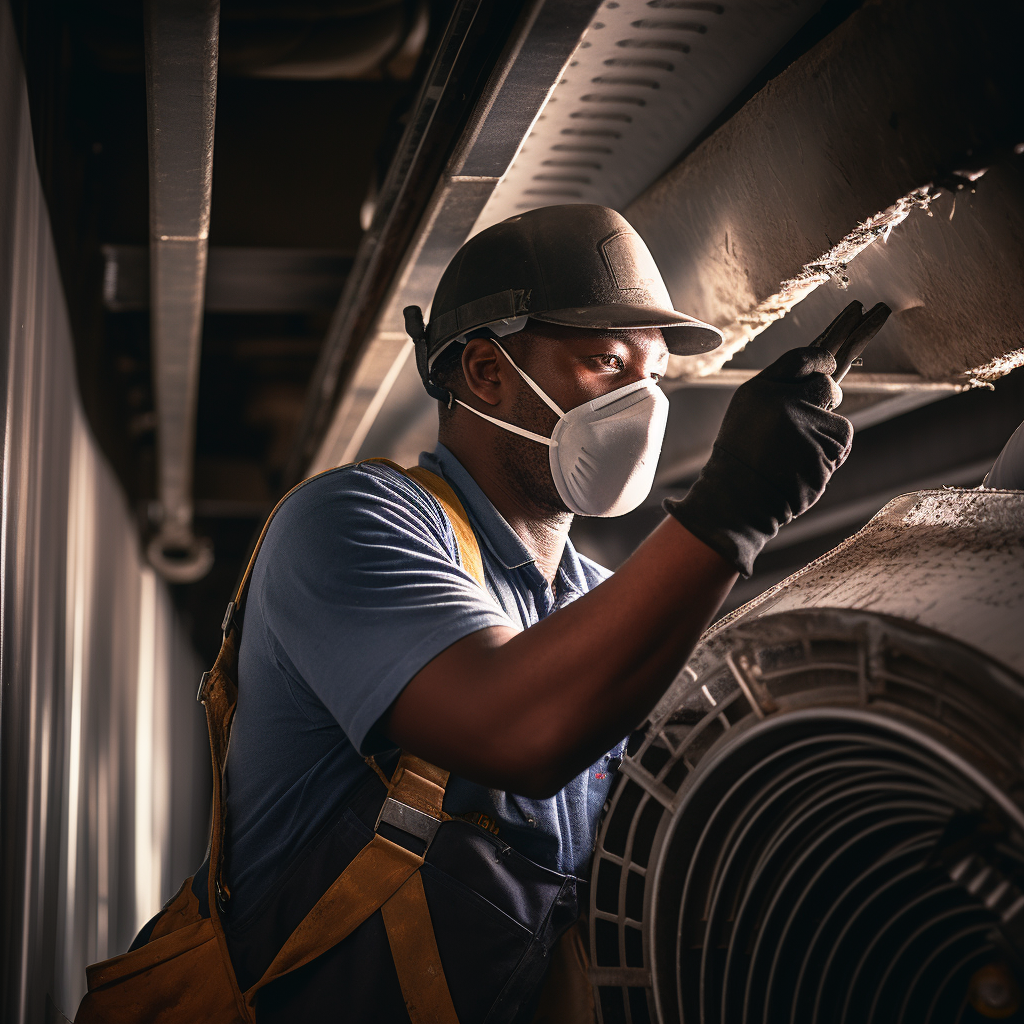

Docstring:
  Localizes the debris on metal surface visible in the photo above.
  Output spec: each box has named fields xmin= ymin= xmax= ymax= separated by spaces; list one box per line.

xmin=964 ymin=347 xmax=1024 ymax=388
xmin=703 ymin=488 xmax=1024 ymax=677
xmin=663 ymin=188 xmax=942 ymax=380
xmin=668 ymin=187 xmax=941 ymax=379
xmin=628 ymin=0 xmax=1024 ymax=389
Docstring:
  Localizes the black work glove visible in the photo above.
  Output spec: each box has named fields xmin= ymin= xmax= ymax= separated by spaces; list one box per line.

xmin=665 ymin=300 xmax=890 ymax=575
xmin=664 ymin=348 xmax=851 ymax=576
xmin=663 ymin=299 xmax=888 ymax=577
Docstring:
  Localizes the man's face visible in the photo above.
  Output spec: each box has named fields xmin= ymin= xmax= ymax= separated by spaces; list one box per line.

xmin=505 ymin=320 xmax=670 ymax=416
xmin=481 ymin=320 xmax=669 ymax=515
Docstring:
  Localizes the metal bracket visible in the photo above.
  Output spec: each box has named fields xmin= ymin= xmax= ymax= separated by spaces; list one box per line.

xmin=376 ymin=797 xmax=443 ymax=850
xmin=221 ymin=600 xmax=236 ymax=637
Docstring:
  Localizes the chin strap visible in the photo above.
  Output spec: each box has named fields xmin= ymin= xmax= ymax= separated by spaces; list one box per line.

xmin=405 ymin=305 xmax=452 ymax=404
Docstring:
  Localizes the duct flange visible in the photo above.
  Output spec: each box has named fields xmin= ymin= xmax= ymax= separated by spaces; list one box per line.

xmin=593 ymin=609 xmax=1024 ymax=1023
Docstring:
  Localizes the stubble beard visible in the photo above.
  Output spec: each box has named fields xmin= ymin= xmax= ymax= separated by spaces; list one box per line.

xmin=494 ymin=384 xmax=569 ymax=519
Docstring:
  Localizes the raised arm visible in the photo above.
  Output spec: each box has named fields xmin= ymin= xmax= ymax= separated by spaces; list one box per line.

xmin=384 ymin=342 xmax=857 ymax=796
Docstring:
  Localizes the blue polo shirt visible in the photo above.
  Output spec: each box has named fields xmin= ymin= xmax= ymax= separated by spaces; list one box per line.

xmin=224 ymin=444 xmax=625 ymax=914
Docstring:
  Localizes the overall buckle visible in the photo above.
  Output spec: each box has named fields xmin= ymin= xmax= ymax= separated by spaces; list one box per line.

xmin=376 ymin=797 xmax=442 ymax=853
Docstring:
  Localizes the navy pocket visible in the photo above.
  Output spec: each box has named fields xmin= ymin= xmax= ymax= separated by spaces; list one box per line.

xmin=423 ymin=863 xmax=534 ymax=1023
xmin=422 ymin=820 xmax=582 ymax=1024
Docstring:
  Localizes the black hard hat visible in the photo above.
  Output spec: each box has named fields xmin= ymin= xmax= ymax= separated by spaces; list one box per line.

xmin=404 ymin=204 xmax=723 ymax=399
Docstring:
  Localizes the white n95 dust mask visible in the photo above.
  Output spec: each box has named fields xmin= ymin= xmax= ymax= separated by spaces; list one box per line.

xmin=454 ymin=341 xmax=669 ymax=517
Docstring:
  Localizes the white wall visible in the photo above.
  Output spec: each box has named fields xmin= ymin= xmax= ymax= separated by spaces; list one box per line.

xmin=0 ymin=5 xmax=210 ymax=1021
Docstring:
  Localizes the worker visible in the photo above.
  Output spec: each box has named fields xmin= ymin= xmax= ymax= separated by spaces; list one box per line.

xmin=134 ymin=205 xmax=877 ymax=1022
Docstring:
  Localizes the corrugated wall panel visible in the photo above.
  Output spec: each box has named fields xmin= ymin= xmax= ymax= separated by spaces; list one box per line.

xmin=0 ymin=5 xmax=211 ymax=1022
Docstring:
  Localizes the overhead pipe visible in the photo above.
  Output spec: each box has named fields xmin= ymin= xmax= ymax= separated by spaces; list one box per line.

xmin=143 ymin=0 xmax=218 ymax=583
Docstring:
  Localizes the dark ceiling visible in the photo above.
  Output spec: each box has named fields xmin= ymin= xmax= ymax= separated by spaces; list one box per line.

xmin=12 ymin=0 xmax=454 ymax=661
xmin=10 ymin=0 xmax=1024 ymax=666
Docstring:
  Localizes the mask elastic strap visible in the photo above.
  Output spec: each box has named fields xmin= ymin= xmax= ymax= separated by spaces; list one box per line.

xmin=489 ymin=340 xmax=566 ymax=418
xmin=454 ymin=400 xmax=557 ymax=448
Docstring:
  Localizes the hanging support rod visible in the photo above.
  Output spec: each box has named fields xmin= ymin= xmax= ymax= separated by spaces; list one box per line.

xmin=144 ymin=0 xmax=219 ymax=582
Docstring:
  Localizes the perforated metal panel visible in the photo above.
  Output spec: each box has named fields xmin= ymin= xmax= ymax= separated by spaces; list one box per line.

xmin=474 ymin=0 xmax=824 ymax=231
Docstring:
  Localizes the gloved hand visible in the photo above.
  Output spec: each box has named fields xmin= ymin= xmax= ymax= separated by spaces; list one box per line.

xmin=664 ymin=301 xmax=890 ymax=576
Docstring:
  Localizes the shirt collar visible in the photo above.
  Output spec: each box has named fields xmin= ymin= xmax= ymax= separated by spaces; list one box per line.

xmin=419 ymin=444 xmax=587 ymax=591
xmin=555 ymin=542 xmax=587 ymax=600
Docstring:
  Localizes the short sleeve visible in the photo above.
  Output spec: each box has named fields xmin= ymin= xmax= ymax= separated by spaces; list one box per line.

xmin=248 ymin=462 xmax=517 ymax=753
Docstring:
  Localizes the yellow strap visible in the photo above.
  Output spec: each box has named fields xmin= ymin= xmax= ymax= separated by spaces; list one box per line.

xmin=406 ymin=465 xmax=486 ymax=590
xmin=381 ymin=872 xmax=461 ymax=1024
xmin=364 ymin=459 xmax=486 ymax=590
xmin=390 ymin=757 xmax=450 ymax=819
xmin=218 ymin=457 xmax=483 ymax=1019
xmin=244 ymin=835 xmax=423 ymax=1007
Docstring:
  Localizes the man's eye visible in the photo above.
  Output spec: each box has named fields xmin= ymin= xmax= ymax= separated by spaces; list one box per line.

xmin=598 ymin=354 xmax=624 ymax=371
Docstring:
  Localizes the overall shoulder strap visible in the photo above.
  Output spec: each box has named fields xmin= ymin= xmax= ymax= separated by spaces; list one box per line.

xmin=363 ymin=458 xmax=486 ymax=589
xmin=198 ymin=458 xmax=483 ymax=1022
xmin=195 ymin=465 xmax=344 ymax=1021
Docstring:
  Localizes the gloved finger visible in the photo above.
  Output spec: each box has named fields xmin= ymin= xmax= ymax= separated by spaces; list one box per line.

xmin=825 ymin=376 xmax=844 ymax=411
xmin=761 ymin=345 xmax=838 ymax=382
xmin=798 ymin=370 xmax=844 ymax=411
xmin=810 ymin=301 xmax=864 ymax=357
xmin=833 ymin=302 xmax=891 ymax=383
xmin=815 ymin=410 xmax=854 ymax=464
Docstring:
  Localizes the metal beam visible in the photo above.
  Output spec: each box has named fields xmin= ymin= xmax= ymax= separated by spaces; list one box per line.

xmin=666 ymin=370 xmax=964 ymax=393
xmin=144 ymin=0 xmax=218 ymax=582
xmin=299 ymin=0 xmax=603 ymax=478
xmin=102 ymin=245 xmax=352 ymax=313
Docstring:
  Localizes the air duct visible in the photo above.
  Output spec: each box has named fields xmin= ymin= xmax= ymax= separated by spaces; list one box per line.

xmin=591 ymin=490 xmax=1024 ymax=1022
xmin=144 ymin=0 xmax=219 ymax=582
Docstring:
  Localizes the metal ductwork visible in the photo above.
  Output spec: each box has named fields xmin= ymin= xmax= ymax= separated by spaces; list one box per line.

xmin=627 ymin=0 xmax=1024 ymax=387
xmin=144 ymin=0 xmax=219 ymax=582
xmin=590 ymin=489 xmax=1024 ymax=1023
xmin=296 ymin=0 xmax=603 ymax=477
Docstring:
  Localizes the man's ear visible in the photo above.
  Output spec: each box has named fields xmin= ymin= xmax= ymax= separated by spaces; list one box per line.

xmin=461 ymin=337 xmax=505 ymax=408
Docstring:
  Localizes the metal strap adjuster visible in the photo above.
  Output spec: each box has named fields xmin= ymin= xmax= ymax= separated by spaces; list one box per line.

xmin=221 ymin=600 xmax=237 ymax=638
xmin=376 ymin=797 xmax=443 ymax=850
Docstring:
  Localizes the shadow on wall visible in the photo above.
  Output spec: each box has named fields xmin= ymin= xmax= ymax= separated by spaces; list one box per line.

xmin=0 ymin=7 xmax=210 ymax=1022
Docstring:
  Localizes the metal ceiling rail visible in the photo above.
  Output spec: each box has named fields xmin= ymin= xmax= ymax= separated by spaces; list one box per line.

xmin=665 ymin=369 xmax=964 ymax=393
xmin=102 ymin=245 xmax=353 ymax=314
xmin=297 ymin=0 xmax=603 ymax=479
xmin=144 ymin=0 xmax=219 ymax=583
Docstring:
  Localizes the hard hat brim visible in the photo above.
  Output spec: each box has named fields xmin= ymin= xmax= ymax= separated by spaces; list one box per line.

xmin=531 ymin=304 xmax=723 ymax=355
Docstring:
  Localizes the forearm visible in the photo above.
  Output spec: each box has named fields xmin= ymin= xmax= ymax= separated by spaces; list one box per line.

xmin=387 ymin=336 xmax=865 ymax=792
xmin=385 ymin=517 xmax=737 ymax=795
